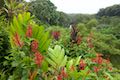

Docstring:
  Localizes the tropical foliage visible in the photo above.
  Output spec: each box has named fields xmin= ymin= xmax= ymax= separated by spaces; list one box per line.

xmin=97 ymin=4 xmax=120 ymax=17
xmin=0 ymin=0 xmax=120 ymax=80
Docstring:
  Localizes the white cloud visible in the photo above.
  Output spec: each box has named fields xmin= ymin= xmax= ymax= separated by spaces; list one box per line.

xmin=26 ymin=0 xmax=30 ymax=2
xmin=50 ymin=0 xmax=120 ymax=14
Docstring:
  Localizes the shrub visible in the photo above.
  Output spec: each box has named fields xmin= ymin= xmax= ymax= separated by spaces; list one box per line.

xmin=3 ymin=12 xmax=51 ymax=79
xmin=0 ymin=16 xmax=10 ymax=70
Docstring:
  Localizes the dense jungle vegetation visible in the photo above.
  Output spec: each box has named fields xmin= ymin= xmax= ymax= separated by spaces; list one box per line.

xmin=0 ymin=0 xmax=120 ymax=80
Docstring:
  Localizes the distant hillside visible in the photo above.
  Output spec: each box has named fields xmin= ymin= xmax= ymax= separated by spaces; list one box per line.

xmin=97 ymin=4 xmax=120 ymax=17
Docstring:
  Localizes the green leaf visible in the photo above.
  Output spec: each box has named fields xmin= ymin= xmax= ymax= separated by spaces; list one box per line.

xmin=74 ymin=56 xmax=81 ymax=66
xmin=66 ymin=59 xmax=74 ymax=69
xmin=41 ymin=61 xmax=48 ymax=72
xmin=11 ymin=61 xmax=18 ymax=67
xmin=104 ymin=72 xmax=113 ymax=80
xmin=47 ymin=45 xmax=68 ymax=69
xmin=60 ymin=56 xmax=67 ymax=67
xmin=45 ymin=57 xmax=56 ymax=68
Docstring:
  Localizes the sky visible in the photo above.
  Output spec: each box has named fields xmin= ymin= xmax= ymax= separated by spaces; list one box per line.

xmin=50 ymin=0 xmax=120 ymax=14
xmin=26 ymin=0 xmax=120 ymax=14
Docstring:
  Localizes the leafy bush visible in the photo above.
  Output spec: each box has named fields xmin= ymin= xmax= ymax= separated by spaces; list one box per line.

xmin=86 ymin=19 xmax=98 ymax=29
xmin=3 ymin=12 xmax=51 ymax=80
xmin=46 ymin=45 xmax=114 ymax=80
xmin=0 ymin=12 xmax=114 ymax=80
xmin=0 ymin=1 xmax=120 ymax=79
xmin=0 ymin=16 xmax=10 ymax=70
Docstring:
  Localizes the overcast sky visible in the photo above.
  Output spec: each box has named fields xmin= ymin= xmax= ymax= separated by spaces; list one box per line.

xmin=26 ymin=0 xmax=120 ymax=14
xmin=50 ymin=0 xmax=120 ymax=14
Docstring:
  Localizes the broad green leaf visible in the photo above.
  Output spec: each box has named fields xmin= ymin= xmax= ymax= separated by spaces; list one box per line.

xmin=45 ymin=57 xmax=56 ymax=68
xmin=60 ymin=56 xmax=67 ymax=67
xmin=74 ymin=56 xmax=81 ymax=66
xmin=66 ymin=59 xmax=74 ymax=69
xmin=41 ymin=61 xmax=48 ymax=72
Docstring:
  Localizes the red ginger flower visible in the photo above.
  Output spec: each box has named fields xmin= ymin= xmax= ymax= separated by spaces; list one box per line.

xmin=109 ymin=67 xmax=112 ymax=71
xmin=26 ymin=25 xmax=32 ymax=38
xmin=52 ymin=31 xmax=60 ymax=40
xmin=31 ymin=40 xmax=39 ymax=52
xmin=61 ymin=67 xmax=68 ymax=78
xmin=93 ymin=66 xmax=100 ymax=73
xmin=76 ymin=35 xmax=82 ymax=45
xmin=57 ymin=67 xmax=68 ymax=80
xmin=57 ymin=74 xmax=62 ymax=80
xmin=96 ymin=57 xmax=103 ymax=64
xmin=79 ymin=59 xmax=86 ymax=70
xmin=13 ymin=32 xmax=23 ymax=47
xmin=92 ymin=53 xmax=103 ymax=64
xmin=34 ymin=51 xmax=44 ymax=66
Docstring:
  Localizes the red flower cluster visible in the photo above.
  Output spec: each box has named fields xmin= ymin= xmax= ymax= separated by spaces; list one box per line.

xmin=76 ymin=35 xmax=82 ymax=45
xmin=79 ymin=59 xmax=86 ymax=70
xmin=108 ymin=67 xmax=112 ymax=71
xmin=31 ymin=40 xmax=39 ymax=52
xmin=52 ymin=31 xmax=60 ymax=40
xmin=31 ymin=40 xmax=44 ymax=66
xmin=26 ymin=25 xmax=32 ymax=38
xmin=57 ymin=74 xmax=62 ymax=80
xmin=92 ymin=53 xmax=113 ymax=73
xmin=57 ymin=67 xmax=68 ymax=80
xmin=87 ymin=33 xmax=93 ymax=48
xmin=92 ymin=53 xmax=103 ymax=64
xmin=34 ymin=51 xmax=44 ymax=66
xmin=61 ymin=67 xmax=68 ymax=78
xmin=31 ymin=40 xmax=44 ymax=67
xmin=93 ymin=66 xmax=100 ymax=73
xmin=13 ymin=32 xmax=23 ymax=47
